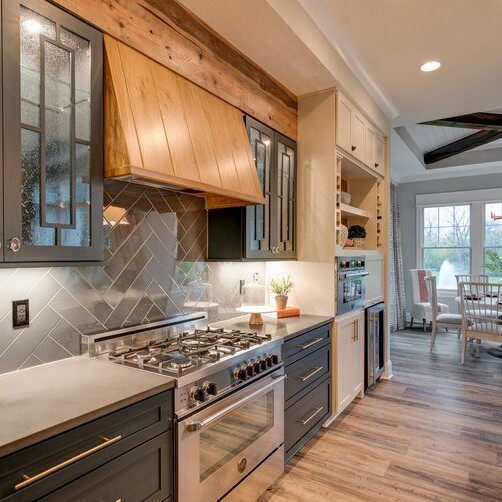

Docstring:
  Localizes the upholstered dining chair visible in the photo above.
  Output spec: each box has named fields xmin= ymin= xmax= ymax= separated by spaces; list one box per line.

xmin=424 ymin=276 xmax=462 ymax=351
xmin=409 ymin=269 xmax=449 ymax=331
xmin=458 ymin=281 xmax=502 ymax=364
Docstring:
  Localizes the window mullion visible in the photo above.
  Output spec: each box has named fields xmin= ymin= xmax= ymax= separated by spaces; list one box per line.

xmin=471 ymin=202 xmax=483 ymax=275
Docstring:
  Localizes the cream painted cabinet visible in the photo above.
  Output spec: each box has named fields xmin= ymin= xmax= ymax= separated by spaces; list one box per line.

xmin=333 ymin=310 xmax=364 ymax=415
xmin=336 ymin=92 xmax=365 ymax=162
xmin=364 ymin=124 xmax=385 ymax=177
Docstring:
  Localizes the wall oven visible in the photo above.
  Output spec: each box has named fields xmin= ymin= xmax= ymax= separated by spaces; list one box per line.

xmin=177 ymin=369 xmax=285 ymax=501
xmin=336 ymin=256 xmax=369 ymax=315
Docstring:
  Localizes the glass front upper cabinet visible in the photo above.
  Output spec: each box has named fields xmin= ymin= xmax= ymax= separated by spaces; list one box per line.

xmin=2 ymin=0 xmax=103 ymax=262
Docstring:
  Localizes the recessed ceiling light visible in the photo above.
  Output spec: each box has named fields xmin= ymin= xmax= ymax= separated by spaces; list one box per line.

xmin=420 ymin=61 xmax=441 ymax=72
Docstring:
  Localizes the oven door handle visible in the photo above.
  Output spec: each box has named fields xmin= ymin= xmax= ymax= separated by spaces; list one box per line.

xmin=184 ymin=374 xmax=286 ymax=432
xmin=339 ymin=271 xmax=369 ymax=279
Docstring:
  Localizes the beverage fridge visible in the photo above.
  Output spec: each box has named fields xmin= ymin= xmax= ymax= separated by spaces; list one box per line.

xmin=365 ymin=302 xmax=385 ymax=389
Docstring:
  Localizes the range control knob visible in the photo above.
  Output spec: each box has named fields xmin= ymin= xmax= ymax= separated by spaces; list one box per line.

xmin=271 ymin=354 xmax=280 ymax=366
xmin=260 ymin=358 xmax=268 ymax=371
xmin=266 ymin=355 xmax=274 ymax=368
xmin=205 ymin=382 xmax=218 ymax=396
xmin=253 ymin=360 xmax=262 ymax=374
xmin=246 ymin=364 xmax=255 ymax=378
xmin=192 ymin=387 xmax=208 ymax=402
xmin=237 ymin=367 xmax=248 ymax=381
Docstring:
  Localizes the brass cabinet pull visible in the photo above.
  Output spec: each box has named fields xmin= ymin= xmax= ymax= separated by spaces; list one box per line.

xmin=300 ymin=406 xmax=324 ymax=426
xmin=297 ymin=337 xmax=323 ymax=350
xmin=351 ymin=145 xmax=356 ymax=151
xmin=14 ymin=435 xmax=122 ymax=490
xmin=299 ymin=366 xmax=323 ymax=382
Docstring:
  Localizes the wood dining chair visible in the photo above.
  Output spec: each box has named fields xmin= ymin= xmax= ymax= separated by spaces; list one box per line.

xmin=424 ymin=276 xmax=463 ymax=351
xmin=458 ymin=281 xmax=502 ymax=364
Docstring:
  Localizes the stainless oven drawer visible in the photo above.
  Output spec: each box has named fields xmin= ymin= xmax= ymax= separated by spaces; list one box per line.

xmin=177 ymin=371 xmax=285 ymax=502
xmin=285 ymin=346 xmax=330 ymax=401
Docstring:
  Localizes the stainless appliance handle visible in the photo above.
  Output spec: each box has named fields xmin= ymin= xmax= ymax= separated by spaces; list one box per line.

xmin=300 ymin=406 xmax=324 ymax=426
xmin=297 ymin=337 xmax=323 ymax=350
xmin=185 ymin=374 xmax=286 ymax=432
xmin=339 ymin=271 xmax=369 ymax=279
xmin=299 ymin=366 xmax=323 ymax=382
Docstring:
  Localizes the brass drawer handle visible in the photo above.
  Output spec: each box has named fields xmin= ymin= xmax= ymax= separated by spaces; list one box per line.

xmin=15 ymin=435 xmax=122 ymax=490
xmin=300 ymin=406 xmax=324 ymax=426
xmin=297 ymin=337 xmax=323 ymax=350
xmin=299 ymin=366 xmax=324 ymax=382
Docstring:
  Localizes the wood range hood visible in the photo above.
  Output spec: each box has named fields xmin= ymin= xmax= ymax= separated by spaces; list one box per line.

xmin=104 ymin=35 xmax=266 ymax=208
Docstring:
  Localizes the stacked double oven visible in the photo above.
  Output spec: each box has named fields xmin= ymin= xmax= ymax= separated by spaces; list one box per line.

xmin=86 ymin=312 xmax=285 ymax=501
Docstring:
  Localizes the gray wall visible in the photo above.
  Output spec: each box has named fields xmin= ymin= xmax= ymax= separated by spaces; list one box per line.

xmin=0 ymin=181 xmax=264 ymax=375
xmin=397 ymin=172 xmax=502 ymax=313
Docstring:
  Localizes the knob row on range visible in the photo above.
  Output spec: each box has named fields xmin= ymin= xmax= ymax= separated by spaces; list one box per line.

xmin=191 ymin=381 xmax=218 ymax=402
xmin=233 ymin=354 xmax=279 ymax=381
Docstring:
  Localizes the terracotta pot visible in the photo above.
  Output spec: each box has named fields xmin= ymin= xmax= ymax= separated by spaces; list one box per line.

xmin=275 ymin=295 xmax=288 ymax=311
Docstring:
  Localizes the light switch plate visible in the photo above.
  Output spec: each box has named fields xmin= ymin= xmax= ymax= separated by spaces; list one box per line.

xmin=13 ymin=299 xmax=29 ymax=329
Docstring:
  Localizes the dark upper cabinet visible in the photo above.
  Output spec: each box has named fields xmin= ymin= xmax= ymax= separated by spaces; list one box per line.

xmin=1 ymin=0 xmax=103 ymax=263
xmin=208 ymin=116 xmax=296 ymax=260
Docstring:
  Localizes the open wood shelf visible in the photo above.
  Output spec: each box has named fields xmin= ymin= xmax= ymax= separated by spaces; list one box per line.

xmin=340 ymin=203 xmax=371 ymax=219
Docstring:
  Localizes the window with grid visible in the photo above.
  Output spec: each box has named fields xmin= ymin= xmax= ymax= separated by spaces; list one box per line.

xmin=484 ymin=202 xmax=502 ymax=280
xmin=422 ymin=205 xmax=471 ymax=289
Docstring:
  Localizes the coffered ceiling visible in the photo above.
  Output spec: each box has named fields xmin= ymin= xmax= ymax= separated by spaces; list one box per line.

xmin=178 ymin=0 xmax=502 ymax=183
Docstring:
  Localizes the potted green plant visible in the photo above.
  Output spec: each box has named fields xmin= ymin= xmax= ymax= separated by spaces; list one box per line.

xmin=269 ymin=273 xmax=294 ymax=310
xmin=348 ymin=225 xmax=366 ymax=249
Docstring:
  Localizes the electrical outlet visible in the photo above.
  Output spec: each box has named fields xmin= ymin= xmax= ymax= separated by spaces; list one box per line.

xmin=13 ymin=299 xmax=29 ymax=329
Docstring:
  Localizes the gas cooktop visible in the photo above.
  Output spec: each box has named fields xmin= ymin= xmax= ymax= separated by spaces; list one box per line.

xmin=107 ymin=327 xmax=273 ymax=377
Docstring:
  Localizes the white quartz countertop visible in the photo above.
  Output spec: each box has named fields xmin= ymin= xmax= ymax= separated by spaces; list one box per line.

xmin=0 ymin=357 xmax=174 ymax=457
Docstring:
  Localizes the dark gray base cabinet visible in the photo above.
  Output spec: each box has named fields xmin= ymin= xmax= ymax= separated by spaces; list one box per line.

xmin=284 ymin=322 xmax=332 ymax=463
xmin=40 ymin=433 xmax=171 ymax=502
xmin=0 ymin=391 xmax=173 ymax=501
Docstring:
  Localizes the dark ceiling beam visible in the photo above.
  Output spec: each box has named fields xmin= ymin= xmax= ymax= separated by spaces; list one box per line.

xmin=424 ymin=130 xmax=502 ymax=164
xmin=421 ymin=112 xmax=502 ymax=132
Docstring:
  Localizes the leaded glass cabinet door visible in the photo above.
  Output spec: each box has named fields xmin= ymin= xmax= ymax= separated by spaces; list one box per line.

xmin=245 ymin=117 xmax=274 ymax=259
xmin=275 ymin=133 xmax=296 ymax=258
xmin=2 ymin=0 xmax=103 ymax=262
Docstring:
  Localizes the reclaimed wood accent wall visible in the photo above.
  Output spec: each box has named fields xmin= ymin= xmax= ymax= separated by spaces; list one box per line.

xmin=52 ymin=0 xmax=298 ymax=139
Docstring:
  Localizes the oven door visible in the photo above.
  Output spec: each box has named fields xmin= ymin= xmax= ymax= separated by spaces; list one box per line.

xmin=177 ymin=370 xmax=285 ymax=502
xmin=338 ymin=276 xmax=366 ymax=314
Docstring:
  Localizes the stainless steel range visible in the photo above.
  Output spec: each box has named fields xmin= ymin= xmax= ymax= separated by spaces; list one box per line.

xmin=85 ymin=312 xmax=285 ymax=502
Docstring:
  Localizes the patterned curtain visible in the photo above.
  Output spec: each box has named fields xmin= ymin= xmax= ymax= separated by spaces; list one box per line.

xmin=389 ymin=184 xmax=406 ymax=331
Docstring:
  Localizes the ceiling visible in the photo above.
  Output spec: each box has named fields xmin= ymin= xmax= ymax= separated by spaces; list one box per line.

xmin=178 ymin=0 xmax=502 ymax=183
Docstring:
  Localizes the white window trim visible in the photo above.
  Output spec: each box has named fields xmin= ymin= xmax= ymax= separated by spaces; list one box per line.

xmin=416 ymin=188 xmax=502 ymax=291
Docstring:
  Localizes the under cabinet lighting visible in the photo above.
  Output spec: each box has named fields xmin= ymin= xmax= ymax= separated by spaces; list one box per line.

xmin=420 ymin=61 xmax=441 ymax=72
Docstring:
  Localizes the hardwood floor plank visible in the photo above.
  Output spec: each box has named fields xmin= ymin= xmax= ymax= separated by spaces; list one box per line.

xmin=261 ymin=330 xmax=502 ymax=501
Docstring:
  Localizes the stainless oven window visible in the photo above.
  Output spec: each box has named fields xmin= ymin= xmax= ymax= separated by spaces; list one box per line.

xmin=199 ymin=390 xmax=274 ymax=482
xmin=342 ymin=279 xmax=363 ymax=303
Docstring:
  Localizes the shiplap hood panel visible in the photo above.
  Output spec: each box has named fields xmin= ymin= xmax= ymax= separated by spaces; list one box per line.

xmin=104 ymin=36 xmax=265 ymax=207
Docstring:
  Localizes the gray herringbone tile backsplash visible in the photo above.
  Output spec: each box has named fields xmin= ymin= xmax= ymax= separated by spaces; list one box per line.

xmin=0 ymin=181 xmax=265 ymax=374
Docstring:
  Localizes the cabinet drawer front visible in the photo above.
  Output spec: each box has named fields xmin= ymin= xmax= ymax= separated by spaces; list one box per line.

xmin=41 ymin=433 xmax=172 ymax=502
xmin=285 ymin=378 xmax=330 ymax=456
xmin=0 ymin=391 xmax=172 ymax=499
xmin=285 ymin=347 xmax=330 ymax=401
xmin=284 ymin=323 xmax=331 ymax=361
